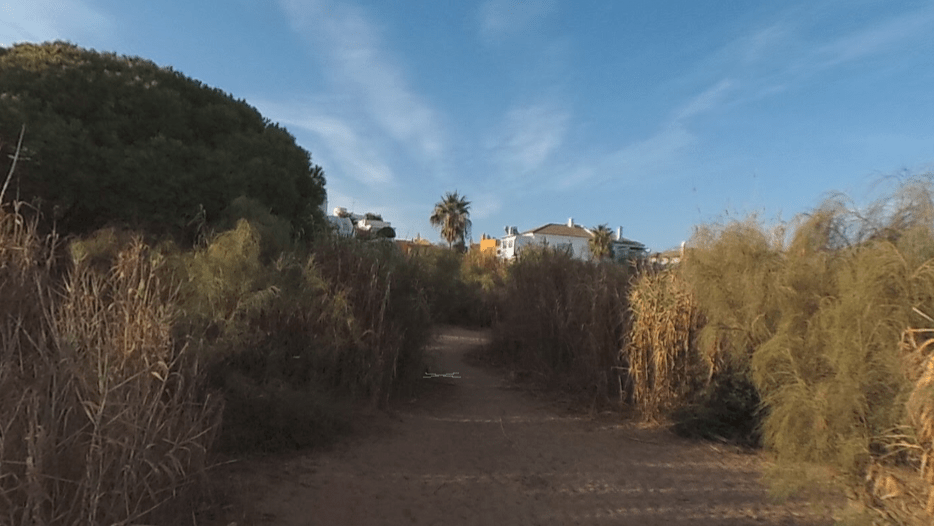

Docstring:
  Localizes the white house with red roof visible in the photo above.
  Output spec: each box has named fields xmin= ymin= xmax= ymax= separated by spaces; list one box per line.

xmin=496 ymin=218 xmax=647 ymax=262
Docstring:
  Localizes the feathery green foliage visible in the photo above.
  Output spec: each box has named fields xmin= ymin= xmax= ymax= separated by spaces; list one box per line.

xmin=150 ymin=221 xmax=433 ymax=451
xmin=673 ymin=174 xmax=934 ymax=521
xmin=404 ymin=245 xmax=503 ymax=327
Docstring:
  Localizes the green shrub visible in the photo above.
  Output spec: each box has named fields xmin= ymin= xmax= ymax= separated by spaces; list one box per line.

xmin=678 ymin=175 xmax=934 ymax=521
xmin=214 ymin=372 xmax=351 ymax=453
xmin=404 ymin=245 xmax=500 ymax=327
xmin=156 ymin=222 xmax=432 ymax=452
xmin=491 ymin=246 xmax=632 ymax=405
xmin=0 ymin=41 xmax=326 ymax=242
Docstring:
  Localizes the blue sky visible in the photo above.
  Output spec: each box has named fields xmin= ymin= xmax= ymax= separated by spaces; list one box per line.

xmin=3 ymin=1 xmax=933 ymax=251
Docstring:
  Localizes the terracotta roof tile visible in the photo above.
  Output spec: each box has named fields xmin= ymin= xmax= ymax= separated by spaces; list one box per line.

xmin=525 ymin=223 xmax=593 ymax=238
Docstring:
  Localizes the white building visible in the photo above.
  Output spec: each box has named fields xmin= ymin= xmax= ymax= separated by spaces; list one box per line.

xmin=496 ymin=218 xmax=647 ymax=262
xmin=327 ymin=207 xmax=394 ymax=239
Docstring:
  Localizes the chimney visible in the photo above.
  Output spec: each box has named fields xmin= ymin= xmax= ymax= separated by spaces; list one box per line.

xmin=567 ymin=217 xmax=574 ymax=228
xmin=617 ymin=226 xmax=623 ymax=240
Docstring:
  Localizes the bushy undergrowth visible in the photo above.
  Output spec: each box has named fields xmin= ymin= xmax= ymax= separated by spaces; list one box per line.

xmin=137 ymin=222 xmax=434 ymax=452
xmin=0 ymin=205 xmax=221 ymax=525
xmin=405 ymin=245 xmax=504 ymax=327
xmin=490 ymin=246 xmax=632 ymax=406
xmin=665 ymin=176 xmax=934 ymax=523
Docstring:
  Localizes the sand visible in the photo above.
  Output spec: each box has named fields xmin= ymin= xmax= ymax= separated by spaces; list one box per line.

xmin=208 ymin=326 xmax=839 ymax=525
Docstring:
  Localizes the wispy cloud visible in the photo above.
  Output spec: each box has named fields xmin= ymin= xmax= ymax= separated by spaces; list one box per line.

xmin=809 ymin=8 xmax=934 ymax=69
xmin=0 ymin=0 xmax=112 ymax=46
xmin=711 ymin=4 xmax=934 ymax=102
xmin=478 ymin=0 xmax=557 ymax=41
xmin=560 ymin=124 xmax=696 ymax=191
xmin=560 ymin=76 xmax=731 ymax=191
xmin=672 ymin=79 xmax=734 ymax=122
xmin=278 ymin=0 xmax=447 ymax=177
xmin=257 ymin=100 xmax=396 ymax=186
xmin=469 ymin=191 xmax=503 ymax=221
xmin=738 ymin=21 xmax=792 ymax=65
xmin=488 ymin=101 xmax=569 ymax=181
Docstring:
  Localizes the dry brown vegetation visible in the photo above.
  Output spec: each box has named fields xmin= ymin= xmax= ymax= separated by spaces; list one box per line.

xmin=0 ymin=204 xmax=221 ymax=525
xmin=626 ymin=268 xmax=705 ymax=422
xmin=5 ymin=134 xmax=934 ymax=526
xmin=487 ymin=176 xmax=934 ymax=525
xmin=0 ymin=192 xmax=438 ymax=522
xmin=489 ymin=246 xmax=632 ymax=408
xmin=642 ymin=177 xmax=934 ymax=525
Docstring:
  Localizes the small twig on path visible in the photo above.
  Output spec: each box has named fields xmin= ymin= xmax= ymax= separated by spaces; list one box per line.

xmin=499 ymin=416 xmax=518 ymax=449
xmin=619 ymin=433 xmax=661 ymax=445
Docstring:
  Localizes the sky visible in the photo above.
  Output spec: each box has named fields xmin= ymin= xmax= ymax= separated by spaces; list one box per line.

xmin=2 ymin=0 xmax=934 ymax=252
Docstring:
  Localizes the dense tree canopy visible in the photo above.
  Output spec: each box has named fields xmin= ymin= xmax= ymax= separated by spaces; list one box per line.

xmin=0 ymin=41 xmax=326 ymax=241
xmin=430 ymin=191 xmax=471 ymax=251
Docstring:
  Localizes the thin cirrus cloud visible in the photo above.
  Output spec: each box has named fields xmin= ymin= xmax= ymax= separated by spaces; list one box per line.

xmin=478 ymin=0 xmax=557 ymax=41
xmin=559 ymin=80 xmax=729 ymax=191
xmin=712 ymin=5 xmax=934 ymax=102
xmin=277 ymin=0 xmax=448 ymax=180
xmin=672 ymin=79 xmax=734 ymax=122
xmin=559 ymin=124 xmax=696 ymax=192
xmin=252 ymin=98 xmax=396 ymax=187
xmin=0 ymin=0 xmax=112 ymax=46
xmin=564 ymin=4 xmax=934 ymax=194
xmin=489 ymin=102 xmax=570 ymax=184
xmin=808 ymin=7 xmax=934 ymax=70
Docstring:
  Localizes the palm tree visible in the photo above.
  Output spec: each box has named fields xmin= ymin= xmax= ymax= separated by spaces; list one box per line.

xmin=589 ymin=224 xmax=615 ymax=261
xmin=430 ymin=191 xmax=471 ymax=250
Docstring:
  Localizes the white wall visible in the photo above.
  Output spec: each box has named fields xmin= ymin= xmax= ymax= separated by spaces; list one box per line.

xmin=498 ymin=233 xmax=593 ymax=261
xmin=498 ymin=234 xmax=535 ymax=259
xmin=531 ymin=233 xmax=593 ymax=261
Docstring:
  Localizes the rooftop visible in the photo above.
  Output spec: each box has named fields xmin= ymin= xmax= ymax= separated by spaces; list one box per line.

xmin=524 ymin=223 xmax=593 ymax=238
xmin=520 ymin=223 xmax=646 ymax=247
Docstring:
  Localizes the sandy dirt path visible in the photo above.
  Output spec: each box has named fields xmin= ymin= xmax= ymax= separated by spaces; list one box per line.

xmin=216 ymin=327 xmax=839 ymax=526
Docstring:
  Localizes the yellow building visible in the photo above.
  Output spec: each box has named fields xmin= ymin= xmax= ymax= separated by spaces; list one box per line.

xmin=479 ymin=235 xmax=499 ymax=255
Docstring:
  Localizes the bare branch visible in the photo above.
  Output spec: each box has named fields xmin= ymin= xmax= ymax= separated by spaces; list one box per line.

xmin=0 ymin=124 xmax=26 ymax=205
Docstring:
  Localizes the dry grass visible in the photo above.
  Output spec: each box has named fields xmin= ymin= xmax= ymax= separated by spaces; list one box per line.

xmin=0 ymin=204 xmax=221 ymax=525
xmin=904 ymin=325 xmax=934 ymax=514
xmin=668 ymin=175 xmax=934 ymax=524
xmin=853 ymin=319 xmax=934 ymax=525
xmin=490 ymin=246 xmax=632 ymax=408
xmin=626 ymin=268 xmax=705 ymax=421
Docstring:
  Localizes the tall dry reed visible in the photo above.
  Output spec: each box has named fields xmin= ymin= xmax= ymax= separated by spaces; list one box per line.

xmin=626 ymin=268 xmax=705 ymax=421
xmin=0 ymin=205 xmax=221 ymax=525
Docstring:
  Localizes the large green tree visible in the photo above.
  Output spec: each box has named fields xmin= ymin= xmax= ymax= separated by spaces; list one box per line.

xmin=430 ymin=191 xmax=471 ymax=251
xmin=588 ymin=224 xmax=615 ymax=261
xmin=0 ymin=41 xmax=326 ymax=242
